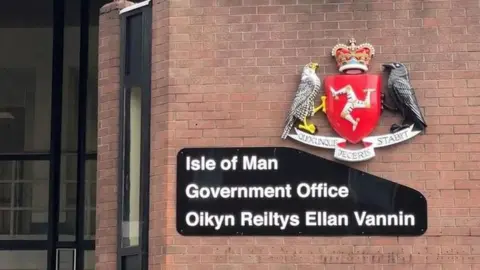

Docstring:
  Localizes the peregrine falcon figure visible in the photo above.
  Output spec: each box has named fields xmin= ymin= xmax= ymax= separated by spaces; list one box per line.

xmin=382 ymin=62 xmax=427 ymax=134
xmin=281 ymin=62 xmax=324 ymax=139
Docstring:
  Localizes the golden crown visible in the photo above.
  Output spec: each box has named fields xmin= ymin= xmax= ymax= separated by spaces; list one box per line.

xmin=331 ymin=38 xmax=375 ymax=73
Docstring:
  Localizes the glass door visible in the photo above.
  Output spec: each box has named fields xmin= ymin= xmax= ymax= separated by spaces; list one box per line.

xmin=0 ymin=0 xmax=106 ymax=269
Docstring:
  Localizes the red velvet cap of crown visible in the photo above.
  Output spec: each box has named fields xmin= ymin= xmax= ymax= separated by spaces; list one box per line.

xmin=331 ymin=38 xmax=375 ymax=73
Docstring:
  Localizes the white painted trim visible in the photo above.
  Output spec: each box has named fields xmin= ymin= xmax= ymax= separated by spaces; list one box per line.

xmin=119 ymin=0 xmax=150 ymax=14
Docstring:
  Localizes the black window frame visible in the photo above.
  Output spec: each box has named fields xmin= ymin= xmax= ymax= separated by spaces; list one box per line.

xmin=117 ymin=1 xmax=152 ymax=270
xmin=0 ymin=1 xmax=97 ymax=270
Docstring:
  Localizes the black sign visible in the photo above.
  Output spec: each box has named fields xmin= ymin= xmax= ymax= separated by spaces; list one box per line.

xmin=176 ymin=147 xmax=428 ymax=236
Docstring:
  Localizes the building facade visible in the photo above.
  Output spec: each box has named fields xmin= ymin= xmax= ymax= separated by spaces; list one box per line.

xmin=97 ymin=0 xmax=480 ymax=269
xmin=0 ymin=0 xmax=110 ymax=269
xmin=1 ymin=0 xmax=479 ymax=269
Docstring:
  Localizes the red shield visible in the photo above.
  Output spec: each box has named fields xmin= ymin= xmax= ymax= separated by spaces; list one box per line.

xmin=324 ymin=74 xmax=382 ymax=144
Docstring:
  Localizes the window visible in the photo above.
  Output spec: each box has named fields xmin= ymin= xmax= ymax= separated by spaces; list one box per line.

xmin=122 ymin=86 xmax=143 ymax=247
xmin=118 ymin=1 xmax=152 ymax=270
xmin=122 ymin=255 xmax=140 ymax=270
xmin=0 ymin=0 xmax=102 ymax=269
xmin=0 ymin=160 xmax=49 ymax=240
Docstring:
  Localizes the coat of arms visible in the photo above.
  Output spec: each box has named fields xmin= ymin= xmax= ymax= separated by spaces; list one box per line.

xmin=281 ymin=38 xmax=428 ymax=162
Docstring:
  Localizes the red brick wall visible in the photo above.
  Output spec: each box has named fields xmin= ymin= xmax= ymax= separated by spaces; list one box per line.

xmin=96 ymin=1 xmax=133 ymax=269
xmin=98 ymin=0 xmax=480 ymax=269
xmin=150 ymin=0 xmax=171 ymax=266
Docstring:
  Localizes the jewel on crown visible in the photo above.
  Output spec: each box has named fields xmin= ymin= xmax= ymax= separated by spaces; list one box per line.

xmin=331 ymin=38 xmax=375 ymax=74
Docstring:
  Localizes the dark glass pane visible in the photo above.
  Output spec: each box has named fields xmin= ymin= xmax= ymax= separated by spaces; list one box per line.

xmin=0 ymin=1 xmax=53 ymax=153
xmin=0 ymin=251 xmax=47 ymax=269
xmin=85 ymin=67 xmax=98 ymax=153
xmin=125 ymin=14 xmax=143 ymax=75
xmin=85 ymin=250 xmax=95 ymax=270
xmin=0 ymin=160 xmax=49 ymax=240
xmin=0 ymin=183 xmax=11 ymax=207
xmin=85 ymin=159 xmax=97 ymax=239
xmin=62 ymin=0 xmax=81 ymax=153
xmin=0 ymin=2 xmax=52 ymax=27
xmin=62 ymin=67 xmax=79 ymax=152
xmin=0 ymin=210 xmax=10 ymax=234
xmin=86 ymin=6 xmax=101 ymax=153
xmin=56 ymin=249 xmax=75 ymax=270
xmin=61 ymin=39 xmax=99 ymax=153
xmin=122 ymin=255 xmax=140 ymax=270
xmin=0 ymin=0 xmax=106 ymax=27
xmin=59 ymin=154 xmax=77 ymax=241
xmin=58 ymin=0 xmax=108 ymax=241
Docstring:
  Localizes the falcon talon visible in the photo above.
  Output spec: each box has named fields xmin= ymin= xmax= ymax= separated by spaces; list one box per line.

xmin=390 ymin=127 xmax=402 ymax=134
xmin=298 ymin=124 xmax=316 ymax=134
xmin=389 ymin=123 xmax=410 ymax=133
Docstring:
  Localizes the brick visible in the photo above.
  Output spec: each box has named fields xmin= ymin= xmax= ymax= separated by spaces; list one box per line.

xmin=258 ymin=6 xmax=284 ymax=15
xmin=286 ymin=5 xmax=312 ymax=14
xmin=326 ymin=12 xmax=353 ymax=21
xmin=216 ymin=0 xmax=241 ymax=7
xmin=230 ymin=7 xmax=257 ymax=15
xmin=270 ymin=14 xmax=297 ymax=23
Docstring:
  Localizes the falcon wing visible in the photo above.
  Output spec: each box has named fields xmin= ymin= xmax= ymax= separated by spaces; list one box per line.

xmin=392 ymin=78 xmax=427 ymax=126
xmin=291 ymin=75 xmax=318 ymax=118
